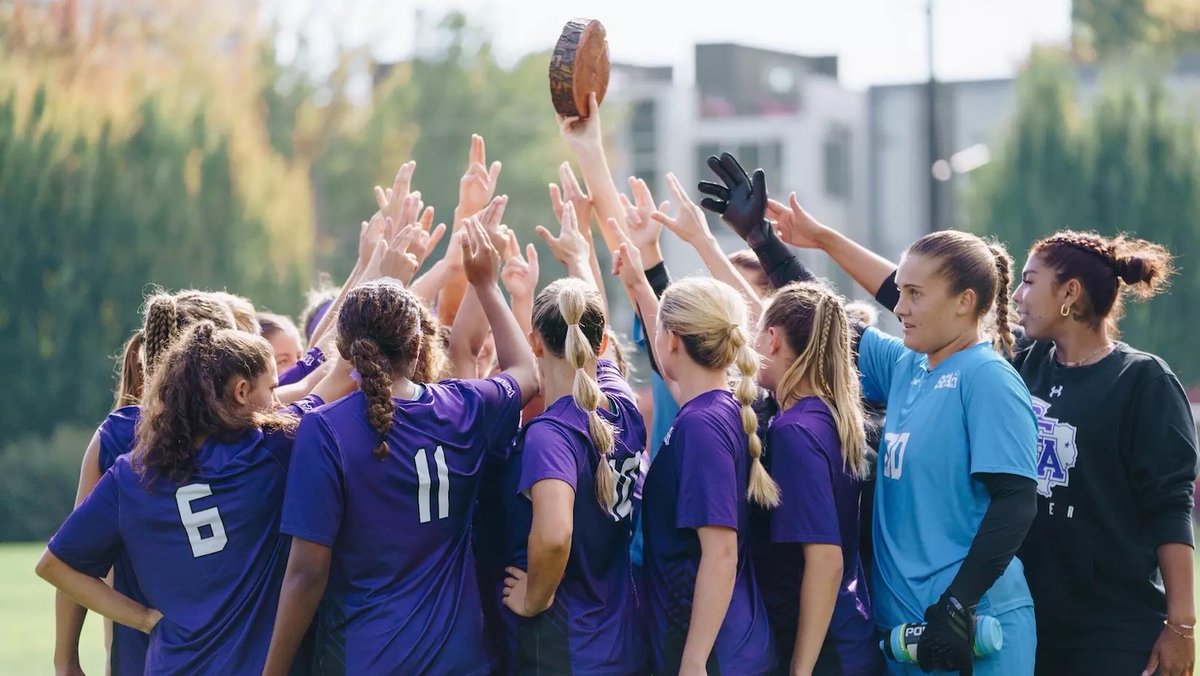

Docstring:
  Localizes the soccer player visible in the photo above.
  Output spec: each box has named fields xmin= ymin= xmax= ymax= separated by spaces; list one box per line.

xmin=752 ymin=282 xmax=881 ymax=675
xmin=766 ymin=205 xmax=1041 ymax=674
xmin=56 ymin=290 xmax=237 ymax=676
xmin=38 ymin=321 xmax=351 ymax=673
xmin=497 ymin=277 xmax=648 ymax=674
xmin=262 ymin=220 xmax=539 ymax=675
xmin=616 ymin=245 xmax=778 ymax=676
xmin=259 ymin=312 xmax=306 ymax=373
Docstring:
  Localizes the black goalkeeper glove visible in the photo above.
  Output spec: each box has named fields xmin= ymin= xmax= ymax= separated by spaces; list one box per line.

xmin=697 ymin=152 xmax=772 ymax=248
xmin=918 ymin=592 xmax=976 ymax=675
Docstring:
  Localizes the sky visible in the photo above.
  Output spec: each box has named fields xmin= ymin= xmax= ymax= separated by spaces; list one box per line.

xmin=268 ymin=0 xmax=1074 ymax=90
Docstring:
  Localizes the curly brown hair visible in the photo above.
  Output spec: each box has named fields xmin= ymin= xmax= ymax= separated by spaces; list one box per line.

xmin=133 ymin=322 xmax=296 ymax=483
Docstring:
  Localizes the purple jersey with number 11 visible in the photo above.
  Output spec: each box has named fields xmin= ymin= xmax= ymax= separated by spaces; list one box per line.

xmin=49 ymin=397 xmax=323 ymax=675
xmin=282 ymin=375 xmax=523 ymax=676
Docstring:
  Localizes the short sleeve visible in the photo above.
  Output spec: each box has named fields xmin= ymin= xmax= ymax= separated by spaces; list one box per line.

xmin=596 ymin=359 xmax=634 ymax=402
xmin=858 ymin=327 xmax=906 ymax=403
xmin=48 ymin=470 xmax=123 ymax=577
xmin=278 ymin=346 xmax=326 ymax=386
xmin=262 ymin=395 xmax=325 ymax=468
xmin=462 ymin=374 xmax=523 ymax=448
xmin=964 ymin=360 xmax=1038 ymax=479
xmin=518 ymin=421 xmax=580 ymax=495
xmin=768 ymin=423 xmax=841 ymax=545
xmin=676 ymin=418 xmax=739 ymax=530
xmin=280 ymin=414 xmax=345 ymax=547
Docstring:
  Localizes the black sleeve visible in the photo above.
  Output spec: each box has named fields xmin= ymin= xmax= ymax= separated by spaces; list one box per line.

xmin=1123 ymin=371 xmax=1198 ymax=548
xmin=947 ymin=472 xmax=1037 ymax=605
xmin=639 ymin=261 xmax=673 ymax=377
xmin=874 ymin=269 xmax=900 ymax=312
xmin=749 ymin=228 xmax=816 ymax=288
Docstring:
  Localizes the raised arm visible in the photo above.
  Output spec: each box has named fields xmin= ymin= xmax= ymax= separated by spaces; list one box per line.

xmin=551 ymin=162 xmax=606 ymax=309
xmin=769 ymin=193 xmax=899 ymax=306
xmin=558 ymin=94 xmax=626 ymax=253
xmin=500 ymin=230 xmax=540 ymax=340
xmin=438 ymin=135 xmax=504 ymax=323
xmin=462 ymin=218 xmax=539 ymax=403
xmin=653 ymin=173 xmax=763 ymax=322
xmin=536 ymin=202 xmax=597 ymax=290
xmin=697 ymin=152 xmax=816 ymax=288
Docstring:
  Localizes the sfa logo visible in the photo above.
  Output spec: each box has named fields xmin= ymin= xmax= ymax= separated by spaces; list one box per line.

xmin=1032 ymin=397 xmax=1079 ymax=498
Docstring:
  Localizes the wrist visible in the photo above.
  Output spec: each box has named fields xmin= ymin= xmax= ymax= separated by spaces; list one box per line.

xmin=53 ymin=650 xmax=80 ymax=667
xmin=639 ymin=243 xmax=663 ymax=268
xmin=812 ymin=223 xmax=836 ymax=250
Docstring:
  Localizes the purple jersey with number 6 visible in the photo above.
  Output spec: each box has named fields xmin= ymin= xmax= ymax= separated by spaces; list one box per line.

xmin=281 ymin=375 xmax=523 ymax=676
xmin=500 ymin=359 xmax=649 ymax=674
xmin=49 ymin=397 xmax=323 ymax=675
xmin=641 ymin=389 xmax=777 ymax=676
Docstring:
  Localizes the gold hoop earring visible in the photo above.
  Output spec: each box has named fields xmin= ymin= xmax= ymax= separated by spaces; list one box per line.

xmin=1059 ymin=304 xmax=1071 ymax=317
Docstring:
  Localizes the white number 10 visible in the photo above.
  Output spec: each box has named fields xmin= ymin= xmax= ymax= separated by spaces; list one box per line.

xmin=175 ymin=484 xmax=227 ymax=558
xmin=415 ymin=447 xmax=449 ymax=523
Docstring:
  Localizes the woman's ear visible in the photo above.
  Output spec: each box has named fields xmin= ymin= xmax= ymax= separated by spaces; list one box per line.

xmin=598 ymin=331 xmax=611 ymax=357
xmin=230 ymin=377 xmax=251 ymax=407
xmin=529 ymin=331 xmax=545 ymax=358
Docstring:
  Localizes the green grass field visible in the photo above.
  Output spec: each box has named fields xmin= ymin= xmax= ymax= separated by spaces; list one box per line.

xmin=2 ymin=540 xmax=1198 ymax=674
xmin=1 ymin=543 xmax=106 ymax=674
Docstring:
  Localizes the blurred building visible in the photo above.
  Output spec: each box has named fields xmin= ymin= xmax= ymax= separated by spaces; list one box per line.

xmin=868 ymin=55 xmax=1200 ymax=262
xmin=605 ymin=43 xmax=868 ymax=295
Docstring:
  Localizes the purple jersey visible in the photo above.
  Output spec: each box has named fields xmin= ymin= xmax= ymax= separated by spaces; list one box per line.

xmin=641 ymin=389 xmax=777 ymax=676
xmin=95 ymin=405 xmax=150 ymax=676
xmin=500 ymin=359 xmax=649 ymax=674
xmin=281 ymin=375 xmax=523 ymax=675
xmin=751 ymin=397 xmax=880 ymax=675
xmin=49 ymin=397 xmax=323 ymax=675
xmin=278 ymin=346 xmax=325 ymax=387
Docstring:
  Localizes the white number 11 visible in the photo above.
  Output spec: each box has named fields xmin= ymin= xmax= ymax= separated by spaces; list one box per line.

xmin=415 ymin=447 xmax=449 ymax=523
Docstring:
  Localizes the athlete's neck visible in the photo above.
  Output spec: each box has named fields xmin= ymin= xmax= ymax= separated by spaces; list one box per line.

xmin=389 ymin=377 xmax=420 ymax=400
xmin=926 ymin=325 xmax=983 ymax=369
xmin=539 ymin=355 xmax=598 ymax=405
xmin=1049 ymin=323 xmax=1112 ymax=365
xmin=674 ymin=365 xmax=731 ymax=407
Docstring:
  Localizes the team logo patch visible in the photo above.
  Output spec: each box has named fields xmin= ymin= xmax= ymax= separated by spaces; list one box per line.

xmin=498 ymin=376 xmax=516 ymax=399
xmin=1032 ymin=396 xmax=1079 ymax=498
xmin=934 ymin=371 xmax=960 ymax=390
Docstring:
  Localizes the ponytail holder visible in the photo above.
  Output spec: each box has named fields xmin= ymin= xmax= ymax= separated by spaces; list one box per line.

xmin=567 ymin=322 xmax=581 ymax=329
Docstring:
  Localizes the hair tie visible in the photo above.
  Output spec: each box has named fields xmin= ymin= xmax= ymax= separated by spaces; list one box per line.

xmin=349 ymin=368 xmax=362 ymax=385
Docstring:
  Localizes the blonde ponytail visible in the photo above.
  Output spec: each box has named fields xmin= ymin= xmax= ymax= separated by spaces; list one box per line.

xmin=732 ymin=327 xmax=779 ymax=508
xmin=554 ymin=282 xmax=617 ymax=511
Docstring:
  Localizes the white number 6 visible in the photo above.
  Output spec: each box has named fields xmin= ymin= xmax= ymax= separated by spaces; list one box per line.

xmin=176 ymin=484 xmax=227 ymax=558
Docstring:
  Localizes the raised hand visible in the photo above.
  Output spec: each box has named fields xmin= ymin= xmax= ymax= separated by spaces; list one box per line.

xmin=500 ymin=230 xmax=540 ymax=304
xmin=462 ymin=217 xmax=502 ymax=288
xmin=557 ymin=93 xmax=602 ymax=157
xmin=620 ymin=176 xmax=669 ymax=255
xmin=651 ymin=173 xmax=713 ymax=247
xmin=549 ymin=161 xmax=594 ymax=234
xmin=611 ymin=220 xmax=648 ymax=291
xmin=697 ymin=152 xmax=771 ymax=248
xmin=379 ymin=222 xmax=422 ymax=285
xmin=766 ymin=192 xmax=828 ymax=249
xmin=459 ymin=134 xmax=502 ymax=218
xmin=536 ymin=201 xmax=590 ymax=268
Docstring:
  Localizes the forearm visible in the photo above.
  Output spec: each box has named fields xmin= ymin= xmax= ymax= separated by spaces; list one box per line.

xmin=1160 ymin=542 xmax=1197 ymax=625
xmin=525 ymin=535 xmax=570 ymax=613
xmin=752 ymin=229 xmax=815 ymax=288
xmin=565 ymin=254 xmax=598 ymax=290
xmin=410 ymin=259 xmax=455 ymax=307
xmin=476 ymin=283 xmax=534 ymax=379
xmin=310 ymin=260 xmax=365 ymax=348
xmin=263 ymin=568 xmax=328 ymax=676
xmin=510 ymin=294 xmax=534 ymax=341
xmin=38 ymin=553 xmax=155 ymax=634
xmin=815 ymin=227 xmax=897 ymax=299
xmin=448 ymin=287 xmax=489 ymax=378
xmin=574 ymin=151 xmax=626 ymax=253
xmin=693 ymin=235 xmax=763 ymax=322
xmin=53 ymin=591 xmax=87 ymax=669
xmin=793 ymin=546 xmax=842 ymax=675
xmin=681 ymin=547 xmax=737 ymax=669
xmin=949 ymin=474 xmax=1037 ymax=604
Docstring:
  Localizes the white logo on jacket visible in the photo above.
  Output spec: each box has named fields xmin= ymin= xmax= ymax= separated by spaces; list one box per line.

xmin=1032 ymin=397 xmax=1079 ymax=498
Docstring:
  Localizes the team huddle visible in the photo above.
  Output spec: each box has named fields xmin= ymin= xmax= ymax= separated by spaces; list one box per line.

xmin=35 ymin=98 xmax=1197 ymax=676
